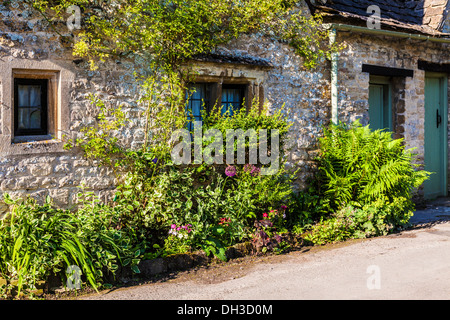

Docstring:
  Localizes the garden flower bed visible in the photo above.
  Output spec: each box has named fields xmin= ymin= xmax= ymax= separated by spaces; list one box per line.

xmin=0 ymin=121 xmax=428 ymax=299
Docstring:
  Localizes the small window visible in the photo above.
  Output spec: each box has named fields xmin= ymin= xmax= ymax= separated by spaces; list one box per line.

xmin=186 ymin=83 xmax=212 ymax=131
xmin=221 ymin=84 xmax=245 ymax=116
xmin=14 ymin=78 xmax=48 ymax=136
xmin=185 ymin=82 xmax=247 ymax=131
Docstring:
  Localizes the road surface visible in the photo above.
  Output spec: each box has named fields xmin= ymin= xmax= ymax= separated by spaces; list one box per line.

xmin=80 ymin=216 xmax=450 ymax=300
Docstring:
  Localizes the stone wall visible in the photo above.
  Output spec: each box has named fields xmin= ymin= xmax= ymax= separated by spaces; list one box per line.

xmin=335 ymin=31 xmax=450 ymax=194
xmin=0 ymin=1 xmax=142 ymax=207
xmin=0 ymin=1 xmax=334 ymax=204
xmin=2 ymin=0 xmax=450 ymax=208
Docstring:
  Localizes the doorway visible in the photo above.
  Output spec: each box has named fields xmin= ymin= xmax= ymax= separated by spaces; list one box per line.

xmin=424 ymin=73 xmax=448 ymax=199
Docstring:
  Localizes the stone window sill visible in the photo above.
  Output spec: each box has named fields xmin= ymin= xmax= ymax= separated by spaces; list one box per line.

xmin=12 ymin=135 xmax=55 ymax=144
xmin=2 ymin=135 xmax=66 ymax=156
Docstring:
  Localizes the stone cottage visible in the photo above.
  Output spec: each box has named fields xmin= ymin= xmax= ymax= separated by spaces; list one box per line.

xmin=1 ymin=0 xmax=450 ymax=210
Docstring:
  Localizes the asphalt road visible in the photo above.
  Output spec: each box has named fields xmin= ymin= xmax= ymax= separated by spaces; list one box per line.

xmin=80 ymin=213 xmax=450 ymax=300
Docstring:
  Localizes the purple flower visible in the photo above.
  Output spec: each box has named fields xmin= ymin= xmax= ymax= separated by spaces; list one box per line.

xmin=152 ymin=158 xmax=158 ymax=164
xmin=243 ymin=164 xmax=260 ymax=176
xmin=280 ymin=205 xmax=287 ymax=210
xmin=225 ymin=165 xmax=237 ymax=177
xmin=250 ymin=166 xmax=260 ymax=177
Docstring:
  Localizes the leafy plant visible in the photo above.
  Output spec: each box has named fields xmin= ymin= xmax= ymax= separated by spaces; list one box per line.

xmin=202 ymin=237 xmax=227 ymax=262
xmin=302 ymin=121 xmax=430 ymax=245
xmin=314 ymin=121 xmax=429 ymax=213
xmin=0 ymin=194 xmax=99 ymax=297
xmin=0 ymin=191 xmax=144 ymax=298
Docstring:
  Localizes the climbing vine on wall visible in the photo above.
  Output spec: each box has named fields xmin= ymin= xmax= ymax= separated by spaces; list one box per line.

xmin=28 ymin=0 xmax=339 ymax=168
xmin=30 ymin=0 xmax=336 ymax=72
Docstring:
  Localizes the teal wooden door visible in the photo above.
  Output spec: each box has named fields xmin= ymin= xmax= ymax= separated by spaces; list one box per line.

xmin=368 ymin=79 xmax=392 ymax=131
xmin=424 ymin=74 xmax=448 ymax=199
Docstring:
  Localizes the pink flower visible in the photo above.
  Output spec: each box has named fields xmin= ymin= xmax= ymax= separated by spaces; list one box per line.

xmin=243 ymin=164 xmax=260 ymax=176
xmin=171 ymin=224 xmax=177 ymax=229
xmin=225 ymin=165 xmax=237 ymax=177
xmin=281 ymin=205 xmax=287 ymax=210
xmin=250 ymin=166 xmax=260 ymax=176
xmin=263 ymin=213 xmax=268 ymax=218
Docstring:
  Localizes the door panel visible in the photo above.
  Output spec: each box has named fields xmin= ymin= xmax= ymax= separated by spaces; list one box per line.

xmin=368 ymin=80 xmax=392 ymax=131
xmin=424 ymin=75 xmax=448 ymax=199
xmin=369 ymin=85 xmax=384 ymax=130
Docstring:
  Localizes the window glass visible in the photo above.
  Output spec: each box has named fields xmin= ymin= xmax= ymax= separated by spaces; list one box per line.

xmin=185 ymin=83 xmax=247 ymax=131
xmin=221 ymin=86 xmax=243 ymax=116
xmin=186 ymin=83 xmax=211 ymax=131
xmin=14 ymin=79 xmax=47 ymax=136
xmin=17 ymin=85 xmax=42 ymax=130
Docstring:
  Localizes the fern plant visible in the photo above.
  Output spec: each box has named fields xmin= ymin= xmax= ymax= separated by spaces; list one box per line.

xmin=314 ymin=121 xmax=430 ymax=213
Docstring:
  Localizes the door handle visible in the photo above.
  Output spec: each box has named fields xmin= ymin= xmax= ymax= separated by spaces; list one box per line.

xmin=437 ymin=109 xmax=442 ymax=128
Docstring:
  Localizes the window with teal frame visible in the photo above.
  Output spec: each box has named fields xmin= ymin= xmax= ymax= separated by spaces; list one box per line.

xmin=220 ymin=84 xmax=245 ymax=117
xmin=186 ymin=83 xmax=246 ymax=131
xmin=185 ymin=83 xmax=211 ymax=131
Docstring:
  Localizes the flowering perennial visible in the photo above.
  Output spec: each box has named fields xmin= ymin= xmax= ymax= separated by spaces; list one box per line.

xmin=262 ymin=205 xmax=288 ymax=220
xmin=169 ymin=223 xmax=193 ymax=238
xmin=243 ymin=164 xmax=261 ymax=176
xmin=225 ymin=165 xmax=237 ymax=177
xmin=218 ymin=217 xmax=231 ymax=226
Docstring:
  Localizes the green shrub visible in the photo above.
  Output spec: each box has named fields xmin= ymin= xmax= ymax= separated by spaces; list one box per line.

xmin=303 ymin=121 xmax=430 ymax=245
xmin=314 ymin=121 xmax=429 ymax=213
xmin=105 ymin=100 xmax=296 ymax=260
xmin=0 ymin=192 xmax=141 ymax=298
xmin=304 ymin=196 xmax=414 ymax=245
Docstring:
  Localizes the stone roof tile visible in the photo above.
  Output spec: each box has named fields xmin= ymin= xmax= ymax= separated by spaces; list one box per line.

xmin=307 ymin=0 xmax=450 ymax=35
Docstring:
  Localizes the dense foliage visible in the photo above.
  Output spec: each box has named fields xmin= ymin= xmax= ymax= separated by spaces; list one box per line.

xmin=0 ymin=1 xmax=430 ymax=299
xmin=0 ymin=192 xmax=142 ymax=297
xmin=315 ymin=122 xmax=428 ymax=211
xmin=31 ymin=0 xmax=335 ymax=71
xmin=1 ymin=103 xmax=297 ymax=297
xmin=108 ymin=100 xmax=295 ymax=259
xmin=303 ymin=122 xmax=430 ymax=244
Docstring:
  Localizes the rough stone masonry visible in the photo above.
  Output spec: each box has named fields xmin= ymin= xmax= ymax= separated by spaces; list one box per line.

xmin=0 ymin=1 xmax=330 ymax=210
xmin=2 ymin=0 xmax=450 ymax=210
